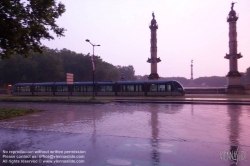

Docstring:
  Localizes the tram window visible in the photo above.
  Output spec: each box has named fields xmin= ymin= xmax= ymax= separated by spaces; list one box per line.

xmin=97 ymin=85 xmax=113 ymax=92
xmin=174 ymin=82 xmax=183 ymax=91
xmin=158 ymin=85 xmax=165 ymax=91
xmin=150 ymin=84 xmax=157 ymax=91
xmin=98 ymin=86 xmax=105 ymax=92
xmin=118 ymin=85 xmax=125 ymax=92
xmin=119 ymin=85 xmax=126 ymax=92
xmin=105 ymin=86 xmax=113 ymax=92
xmin=78 ymin=86 xmax=85 ymax=92
xmin=17 ymin=86 xmax=30 ymax=92
xmin=22 ymin=86 xmax=30 ymax=92
xmin=82 ymin=86 xmax=86 ymax=92
xmin=135 ymin=85 xmax=142 ymax=92
xmin=127 ymin=85 xmax=134 ymax=92
xmin=57 ymin=86 xmax=62 ymax=92
xmin=46 ymin=86 xmax=52 ymax=92
xmin=74 ymin=86 xmax=80 ymax=92
xmin=86 ymin=86 xmax=93 ymax=92
xmin=35 ymin=86 xmax=40 ymax=92
xmin=62 ymin=86 xmax=68 ymax=92
xmin=120 ymin=85 xmax=126 ymax=92
xmin=40 ymin=86 xmax=46 ymax=92
xmin=167 ymin=84 xmax=171 ymax=91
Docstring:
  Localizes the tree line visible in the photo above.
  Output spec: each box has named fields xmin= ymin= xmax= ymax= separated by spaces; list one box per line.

xmin=1 ymin=47 xmax=249 ymax=87
xmin=0 ymin=48 xmax=136 ymax=86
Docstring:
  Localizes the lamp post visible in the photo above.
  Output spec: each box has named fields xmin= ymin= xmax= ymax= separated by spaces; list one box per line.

xmin=86 ymin=39 xmax=101 ymax=99
xmin=120 ymin=72 xmax=125 ymax=81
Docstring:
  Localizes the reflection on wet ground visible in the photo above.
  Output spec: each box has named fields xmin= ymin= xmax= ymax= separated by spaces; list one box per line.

xmin=0 ymin=102 xmax=249 ymax=166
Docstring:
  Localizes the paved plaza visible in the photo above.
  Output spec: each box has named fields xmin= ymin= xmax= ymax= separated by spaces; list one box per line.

xmin=0 ymin=102 xmax=249 ymax=166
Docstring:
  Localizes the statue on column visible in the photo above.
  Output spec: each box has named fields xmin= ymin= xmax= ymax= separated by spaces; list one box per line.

xmin=231 ymin=2 xmax=237 ymax=10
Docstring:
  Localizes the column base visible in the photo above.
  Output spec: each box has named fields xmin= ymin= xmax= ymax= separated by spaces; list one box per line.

xmin=226 ymin=73 xmax=245 ymax=94
xmin=227 ymin=74 xmax=242 ymax=85
xmin=148 ymin=73 xmax=160 ymax=80
xmin=227 ymin=85 xmax=245 ymax=94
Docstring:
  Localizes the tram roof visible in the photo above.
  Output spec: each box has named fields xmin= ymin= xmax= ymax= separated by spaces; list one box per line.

xmin=97 ymin=82 xmax=115 ymax=85
xmin=147 ymin=80 xmax=174 ymax=84
xmin=14 ymin=83 xmax=34 ymax=86
xmin=116 ymin=81 xmax=145 ymax=85
xmin=73 ymin=82 xmax=93 ymax=85
xmin=33 ymin=82 xmax=54 ymax=86
xmin=117 ymin=80 xmax=174 ymax=85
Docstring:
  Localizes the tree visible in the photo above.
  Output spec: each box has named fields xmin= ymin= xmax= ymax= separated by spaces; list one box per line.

xmin=0 ymin=0 xmax=66 ymax=58
xmin=0 ymin=48 xmax=129 ymax=84
xmin=137 ymin=75 xmax=149 ymax=81
xmin=117 ymin=65 xmax=136 ymax=81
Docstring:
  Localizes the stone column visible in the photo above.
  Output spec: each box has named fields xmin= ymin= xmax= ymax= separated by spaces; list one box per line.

xmin=224 ymin=3 xmax=244 ymax=94
xmin=147 ymin=12 xmax=161 ymax=80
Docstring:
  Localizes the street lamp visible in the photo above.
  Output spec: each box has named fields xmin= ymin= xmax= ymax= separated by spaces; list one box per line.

xmin=120 ymin=72 xmax=125 ymax=81
xmin=86 ymin=39 xmax=101 ymax=99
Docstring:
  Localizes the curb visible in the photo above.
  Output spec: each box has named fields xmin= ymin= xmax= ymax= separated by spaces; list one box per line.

xmin=113 ymin=99 xmax=250 ymax=105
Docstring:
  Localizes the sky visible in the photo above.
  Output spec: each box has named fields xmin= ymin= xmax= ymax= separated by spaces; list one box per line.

xmin=42 ymin=0 xmax=250 ymax=79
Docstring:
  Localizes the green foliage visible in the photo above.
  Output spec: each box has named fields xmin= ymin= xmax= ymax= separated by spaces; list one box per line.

xmin=0 ymin=96 xmax=110 ymax=103
xmin=0 ymin=107 xmax=37 ymax=120
xmin=117 ymin=65 xmax=136 ymax=81
xmin=0 ymin=0 xmax=66 ymax=58
xmin=137 ymin=75 xmax=148 ymax=81
xmin=0 ymin=49 xmax=65 ymax=83
xmin=59 ymin=48 xmax=121 ymax=82
xmin=0 ymin=48 xmax=134 ymax=84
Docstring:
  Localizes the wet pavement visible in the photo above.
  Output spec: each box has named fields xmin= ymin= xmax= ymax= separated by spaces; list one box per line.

xmin=114 ymin=98 xmax=250 ymax=105
xmin=0 ymin=102 xmax=249 ymax=166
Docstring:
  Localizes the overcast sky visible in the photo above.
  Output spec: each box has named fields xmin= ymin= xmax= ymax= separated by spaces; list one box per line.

xmin=42 ymin=0 xmax=250 ymax=79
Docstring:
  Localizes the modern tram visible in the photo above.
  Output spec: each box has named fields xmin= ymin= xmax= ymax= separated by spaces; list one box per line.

xmin=12 ymin=80 xmax=185 ymax=96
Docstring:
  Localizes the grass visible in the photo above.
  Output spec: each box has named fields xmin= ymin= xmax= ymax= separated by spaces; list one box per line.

xmin=0 ymin=95 xmax=112 ymax=103
xmin=0 ymin=107 xmax=37 ymax=120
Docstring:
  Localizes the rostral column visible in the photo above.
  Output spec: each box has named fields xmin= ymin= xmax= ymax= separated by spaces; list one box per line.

xmin=224 ymin=2 xmax=244 ymax=93
xmin=147 ymin=12 xmax=161 ymax=80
